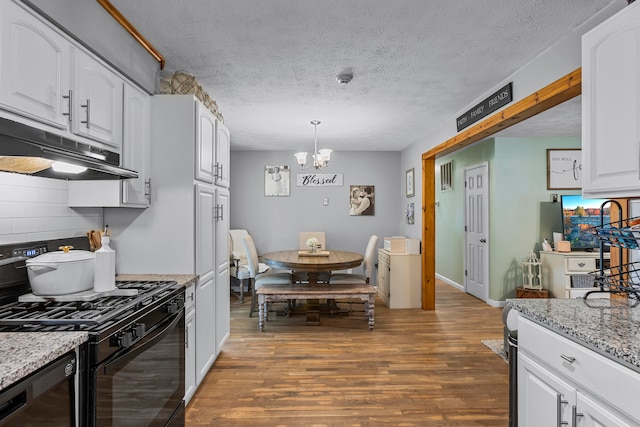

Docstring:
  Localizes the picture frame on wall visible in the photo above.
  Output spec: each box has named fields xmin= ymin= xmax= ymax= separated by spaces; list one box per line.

xmin=264 ymin=165 xmax=290 ymax=196
xmin=406 ymin=168 xmax=415 ymax=198
xmin=546 ymin=149 xmax=581 ymax=190
xmin=349 ymin=185 xmax=375 ymax=216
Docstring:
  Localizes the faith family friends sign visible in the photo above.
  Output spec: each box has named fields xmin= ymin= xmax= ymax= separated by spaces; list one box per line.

xmin=456 ymin=83 xmax=513 ymax=132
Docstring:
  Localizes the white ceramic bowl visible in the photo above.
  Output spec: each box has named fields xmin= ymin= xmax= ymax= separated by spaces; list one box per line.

xmin=26 ymin=250 xmax=95 ymax=296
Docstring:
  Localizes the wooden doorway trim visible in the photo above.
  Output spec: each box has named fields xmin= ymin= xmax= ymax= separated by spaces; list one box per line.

xmin=420 ymin=68 xmax=582 ymax=309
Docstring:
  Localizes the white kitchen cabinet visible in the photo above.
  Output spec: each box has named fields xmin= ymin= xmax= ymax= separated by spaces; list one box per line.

xmin=539 ymin=251 xmax=610 ymax=299
xmin=0 ymin=0 xmax=125 ymax=153
xmin=72 ymin=49 xmax=123 ymax=149
xmin=582 ymin=2 xmax=640 ymax=198
xmin=518 ymin=317 xmax=640 ymax=426
xmin=105 ymin=94 xmax=230 ymax=397
xmin=195 ymin=276 xmax=216 ymax=384
xmin=0 ymin=0 xmax=72 ymax=130
xmin=215 ymin=121 xmax=231 ymax=188
xmin=215 ymin=187 xmax=230 ymax=355
xmin=68 ymin=82 xmax=150 ymax=208
xmin=377 ymin=249 xmax=421 ymax=308
xmin=518 ymin=352 xmax=576 ymax=427
xmin=196 ymin=102 xmax=216 ymax=183
xmin=184 ymin=283 xmax=196 ymax=405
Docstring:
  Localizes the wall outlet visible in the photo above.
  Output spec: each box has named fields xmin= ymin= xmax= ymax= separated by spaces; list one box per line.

xmin=551 ymin=193 xmax=558 ymax=203
xmin=323 ymin=197 xmax=329 ymax=206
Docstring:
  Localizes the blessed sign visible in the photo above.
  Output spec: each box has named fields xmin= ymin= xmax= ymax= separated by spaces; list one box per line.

xmin=456 ymin=82 xmax=513 ymax=132
xmin=296 ymin=173 xmax=344 ymax=187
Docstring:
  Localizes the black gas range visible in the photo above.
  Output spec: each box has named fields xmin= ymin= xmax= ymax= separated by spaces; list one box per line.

xmin=0 ymin=237 xmax=185 ymax=427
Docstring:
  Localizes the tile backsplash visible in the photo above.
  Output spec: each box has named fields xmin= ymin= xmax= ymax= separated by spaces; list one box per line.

xmin=0 ymin=172 xmax=103 ymax=244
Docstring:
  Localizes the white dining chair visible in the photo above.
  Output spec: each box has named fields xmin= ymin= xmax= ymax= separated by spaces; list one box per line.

xmin=229 ymin=229 xmax=270 ymax=303
xmin=242 ymin=235 xmax=293 ymax=317
xmin=328 ymin=234 xmax=378 ymax=313
xmin=329 ymin=235 xmax=379 ymax=285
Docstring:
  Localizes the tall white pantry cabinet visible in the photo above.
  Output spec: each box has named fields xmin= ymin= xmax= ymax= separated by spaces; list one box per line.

xmin=105 ymin=95 xmax=230 ymax=405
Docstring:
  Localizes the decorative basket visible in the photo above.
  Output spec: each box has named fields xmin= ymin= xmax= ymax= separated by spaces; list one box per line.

xmin=165 ymin=71 xmax=224 ymax=123
xmin=571 ymin=274 xmax=596 ymax=288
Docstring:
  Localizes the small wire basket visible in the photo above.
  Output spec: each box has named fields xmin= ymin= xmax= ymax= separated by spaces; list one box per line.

xmin=589 ymin=262 xmax=640 ymax=299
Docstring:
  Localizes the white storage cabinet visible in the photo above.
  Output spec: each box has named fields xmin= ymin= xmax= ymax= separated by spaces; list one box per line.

xmin=0 ymin=0 xmax=124 ymax=151
xmin=105 ymin=95 xmax=230 ymax=400
xmin=582 ymin=1 xmax=640 ymax=198
xmin=518 ymin=317 xmax=640 ymax=426
xmin=68 ymin=82 xmax=151 ymax=208
xmin=377 ymin=249 xmax=421 ymax=309
xmin=539 ymin=251 xmax=610 ymax=299
xmin=184 ymin=283 xmax=196 ymax=405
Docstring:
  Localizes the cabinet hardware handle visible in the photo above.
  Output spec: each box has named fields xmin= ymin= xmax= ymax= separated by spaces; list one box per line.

xmin=145 ymin=179 xmax=152 ymax=205
xmin=578 ymin=262 xmax=585 ymax=267
xmin=572 ymin=405 xmax=583 ymax=427
xmin=557 ymin=394 xmax=568 ymax=426
xmin=218 ymin=163 xmax=223 ymax=180
xmin=480 ymin=238 xmax=487 ymax=243
xmin=81 ymin=99 xmax=90 ymax=128
xmin=62 ymin=90 xmax=72 ymax=122
xmin=214 ymin=204 xmax=223 ymax=221
xmin=560 ymin=354 xmax=576 ymax=363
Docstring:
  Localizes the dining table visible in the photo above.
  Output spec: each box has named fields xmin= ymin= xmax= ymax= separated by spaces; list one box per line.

xmin=261 ymin=249 xmax=364 ymax=324
xmin=261 ymin=249 xmax=364 ymax=285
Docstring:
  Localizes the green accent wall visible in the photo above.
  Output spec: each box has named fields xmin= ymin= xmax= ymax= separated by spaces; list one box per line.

xmin=435 ymin=137 xmax=581 ymax=301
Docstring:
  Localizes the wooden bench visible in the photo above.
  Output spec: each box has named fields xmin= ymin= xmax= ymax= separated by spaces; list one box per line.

xmin=256 ymin=284 xmax=376 ymax=331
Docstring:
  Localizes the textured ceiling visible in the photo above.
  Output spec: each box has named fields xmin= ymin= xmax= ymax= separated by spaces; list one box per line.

xmin=110 ymin=0 xmax=618 ymax=152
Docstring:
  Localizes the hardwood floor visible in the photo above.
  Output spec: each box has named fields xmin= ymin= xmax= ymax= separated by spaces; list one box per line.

xmin=186 ymin=280 xmax=509 ymax=426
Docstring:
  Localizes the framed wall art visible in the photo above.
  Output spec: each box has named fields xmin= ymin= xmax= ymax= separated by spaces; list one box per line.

xmin=406 ymin=168 xmax=415 ymax=198
xmin=349 ymin=185 xmax=375 ymax=216
xmin=264 ymin=165 xmax=290 ymax=196
xmin=547 ymin=149 xmax=581 ymax=190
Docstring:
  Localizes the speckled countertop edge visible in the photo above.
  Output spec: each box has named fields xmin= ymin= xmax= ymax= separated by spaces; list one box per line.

xmin=116 ymin=274 xmax=198 ymax=287
xmin=0 ymin=332 xmax=88 ymax=390
xmin=0 ymin=274 xmax=198 ymax=391
xmin=507 ymin=298 xmax=640 ymax=371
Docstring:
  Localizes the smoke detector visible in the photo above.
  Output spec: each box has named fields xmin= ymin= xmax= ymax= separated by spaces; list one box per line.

xmin=336 ymin=73 xmax=353 ymax=85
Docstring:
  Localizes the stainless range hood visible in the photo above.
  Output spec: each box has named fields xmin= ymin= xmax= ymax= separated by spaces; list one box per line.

xmin=0 ymin=117 xmax=138 ymax=180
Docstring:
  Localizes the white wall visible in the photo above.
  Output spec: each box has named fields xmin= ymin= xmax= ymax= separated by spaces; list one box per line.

xmin=230 ymin=150 xmax=401 ymax=259
xmin=399 ymin=2 xmax=625 ymax=240
xmin=0 ymin=172 xmax=103 ymax=244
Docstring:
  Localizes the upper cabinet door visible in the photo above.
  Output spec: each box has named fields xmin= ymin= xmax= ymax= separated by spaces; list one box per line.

xmin=73 ymin=49 xmax=123 ymax=150
xmin=582 ymin=3 xmax=640 ymax=198
xmin=195 ymin=102 xmax=216 ymax=183
xmin=122 ymin=83 xmax=150 ymax=207
xmin=0 ymin=0 xmax=72 ymax=129
xmin=215 ymin=121 xmax=230 ymax=188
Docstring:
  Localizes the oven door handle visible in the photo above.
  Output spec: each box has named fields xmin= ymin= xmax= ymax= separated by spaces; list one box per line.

xmin=103 ymin=309 xmax=183 ymax=376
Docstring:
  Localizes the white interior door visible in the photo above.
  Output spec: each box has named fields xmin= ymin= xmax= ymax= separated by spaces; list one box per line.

xmin=464 ymin=162 xmax=489 ymax=301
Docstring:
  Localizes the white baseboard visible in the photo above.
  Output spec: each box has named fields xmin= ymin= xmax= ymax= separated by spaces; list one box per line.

xmin=435 ymin=273 xmax=506 ymax=308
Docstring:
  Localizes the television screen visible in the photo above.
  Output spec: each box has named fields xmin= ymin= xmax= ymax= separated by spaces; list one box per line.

xmin=560 ymin=195 xmax=610 ymax=251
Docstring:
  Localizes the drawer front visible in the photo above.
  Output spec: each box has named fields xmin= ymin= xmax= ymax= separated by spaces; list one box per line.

xmin=378 ymin=250 xmax=390 ymax=264
xmin=185 ymin=283 xmax=196 ymax=312
xmin=566 ymin=257 xmax=596 ymax=272
xmin=519 ymin=317 xmax=640 ymax=420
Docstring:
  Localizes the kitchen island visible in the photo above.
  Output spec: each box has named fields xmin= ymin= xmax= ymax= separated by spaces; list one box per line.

xmin=508 ymin=297 xmax=640 ymax=371
xmin=509 ymin=297 xmax=640 ymax=425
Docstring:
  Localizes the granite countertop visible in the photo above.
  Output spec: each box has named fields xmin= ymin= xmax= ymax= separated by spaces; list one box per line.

xmin=116 ymin=273 xmax=198 ymax=287
xmin=0 ymin=274 xmax=198 ymax=392
xmin=0 ymin=332 xmax=88 ymax=390
xmin=508 ymin=298 xmax=640 ymax=371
